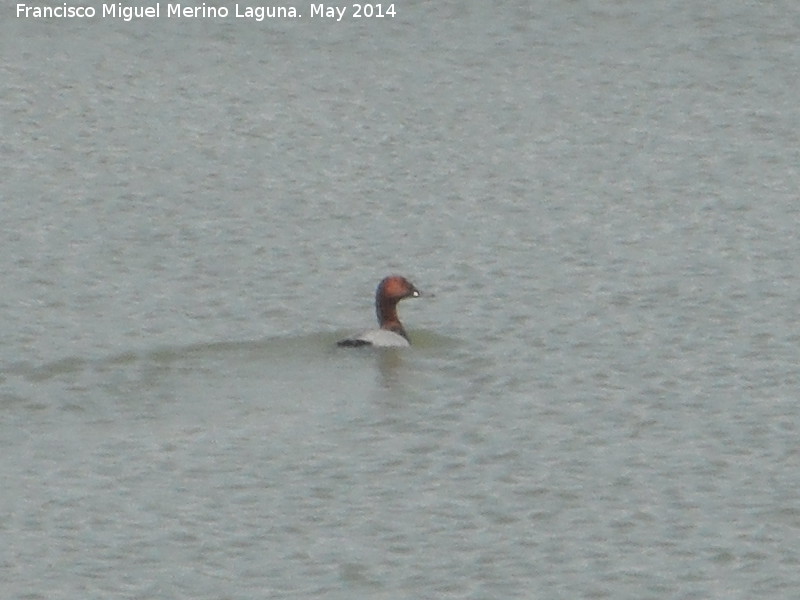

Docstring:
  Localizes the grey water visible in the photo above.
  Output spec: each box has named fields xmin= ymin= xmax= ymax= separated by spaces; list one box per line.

xmin=2 ymin=1 xmax=800 ymax=598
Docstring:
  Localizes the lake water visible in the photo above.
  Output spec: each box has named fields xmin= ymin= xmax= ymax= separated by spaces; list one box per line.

xmin=2 ymin=1 xmax=799 ymax=598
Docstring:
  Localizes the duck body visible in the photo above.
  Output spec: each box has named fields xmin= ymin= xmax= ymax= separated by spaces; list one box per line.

xmin=337 ymin=329 xmax=411 ymax=348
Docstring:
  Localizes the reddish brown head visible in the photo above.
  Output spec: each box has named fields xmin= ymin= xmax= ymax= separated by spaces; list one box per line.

xmin=375 ymin=275 xmax=420 ymax=339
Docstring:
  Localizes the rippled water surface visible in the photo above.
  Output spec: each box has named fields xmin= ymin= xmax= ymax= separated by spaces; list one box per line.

xmin=2 ymin=1 xmax=799 ymax=598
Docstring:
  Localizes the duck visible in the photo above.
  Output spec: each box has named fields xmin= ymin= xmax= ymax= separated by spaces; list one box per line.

xmin=337 ymin=275 xmax=421 ymax=347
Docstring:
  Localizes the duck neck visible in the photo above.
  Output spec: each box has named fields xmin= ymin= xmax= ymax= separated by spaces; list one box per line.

xmin=376 ymin=297 xmax=407 ymax=339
